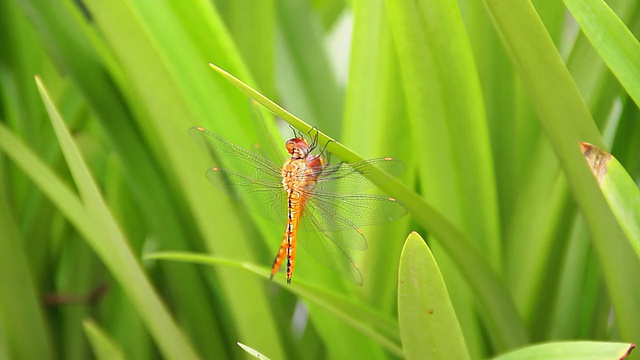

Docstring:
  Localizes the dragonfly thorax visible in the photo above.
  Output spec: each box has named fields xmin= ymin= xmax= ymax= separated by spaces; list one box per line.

xmin=281 ymin=158 xmax=320 ymax=194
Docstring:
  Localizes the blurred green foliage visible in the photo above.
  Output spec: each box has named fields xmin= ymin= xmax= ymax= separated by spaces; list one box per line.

xmin=1 ymin=0 xmax=639 ymax=359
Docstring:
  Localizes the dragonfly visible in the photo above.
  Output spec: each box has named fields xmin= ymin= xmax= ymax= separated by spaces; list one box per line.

xmin=189 ymin=126 xmax=408 ymax=285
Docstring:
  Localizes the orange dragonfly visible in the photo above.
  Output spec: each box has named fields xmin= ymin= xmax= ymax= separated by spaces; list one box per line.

xmin=189 ymin=126 xmax=408 ymax=284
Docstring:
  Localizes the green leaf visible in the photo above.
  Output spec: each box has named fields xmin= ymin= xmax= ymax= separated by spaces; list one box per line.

xmin=35 ymin=76 xmax=200 ymax=360
xmin=492 ymin=341 xmax=635 ymax=360
xmin=580 ymin=143 xmax=640 ymax=258
xmin=83 ymin=319 xmax=126 ymax=360
xmin=276 ymin=1 xmax=344 ymax=135
xmin=237 ymin=342 xmax=272 ymax=360
xmin=384 ymin=0 xmax=501 ymax=270
xmin=17 ymin=2 xmax=229 ymax=356
xmin=342 ymin=0 xmax=409 ymax=319
xmin=217 ymin=0 xmax=276 ymax=99
xmin=564 ymin=0 xmax=640 ymax=109
xmin=384 ymin=0 xmax=506 ymax=354
xmin=147 ymin=251 xmax=403 ymax=357
xmin=0 ymin=178 xmax=53 ymax=360
xmin=483 ymin=0 xmax=640 ymax=343
xmin=398 ymin=232 xmax=470 ymax=360
xmin=75 ymin=1 xmax=288 ymax=357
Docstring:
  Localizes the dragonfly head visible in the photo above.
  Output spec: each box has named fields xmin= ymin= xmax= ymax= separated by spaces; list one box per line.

xmin=286 ymin=137 xmax=310 ymax=159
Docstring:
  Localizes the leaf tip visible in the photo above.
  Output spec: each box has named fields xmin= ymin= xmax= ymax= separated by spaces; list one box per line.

xmin=579 ymin=142 xmax=611 ymax=184
xmin=208 ymin=62 xmax=226 ymax=74
xmin=34 ymin=75 xmax=45 ymax=91
xmin=621 ymin=343 xmax=635 ymax=359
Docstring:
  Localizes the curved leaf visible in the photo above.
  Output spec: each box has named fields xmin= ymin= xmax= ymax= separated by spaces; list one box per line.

xmin=492 ymin=341 xmax=634 ymax=360
xmin=398 ymin=232 xmax=470 ymax=360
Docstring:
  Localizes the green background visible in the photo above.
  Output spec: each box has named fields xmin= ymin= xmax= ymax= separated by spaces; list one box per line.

xmin=1 ymin=0 xmax=639 ymax=359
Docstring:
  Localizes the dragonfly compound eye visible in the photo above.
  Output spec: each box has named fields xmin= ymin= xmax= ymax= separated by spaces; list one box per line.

xmin=286 ymin=137 xmax=310 ymax=158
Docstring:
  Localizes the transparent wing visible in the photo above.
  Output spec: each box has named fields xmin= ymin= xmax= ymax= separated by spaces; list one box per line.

xmin=302 ymin=192 xmax=408 ymax=230
xmin=298 ymin=215 xmax=364 ymax=285
xmin=314 ymin=158 xmax=406 ymax=193
xmin=294 ymin=191 xmax=407 ymax=254
xmin=191 ymin=127 xmax=408 ymax=285
xmin=204 ymin=166 xmax=407 ymax=237
xmin=297 ymin=159 xmax=408 ymax=241
xmin=191 ymin=127 xmax=287 ymax=223
xmin=204 ymin=167 xmax=287 ymax=224
xmin=298 ymin=198 xmax=368 ymax=250
xmin=189 ymin=126 xmax=283 ymax=183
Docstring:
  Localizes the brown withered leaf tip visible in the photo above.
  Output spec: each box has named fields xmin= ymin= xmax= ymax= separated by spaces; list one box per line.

xmin=620 ymin=343 xmax=635 ymax=359
xmin=579 ymin=142 xmax=611 ymax=184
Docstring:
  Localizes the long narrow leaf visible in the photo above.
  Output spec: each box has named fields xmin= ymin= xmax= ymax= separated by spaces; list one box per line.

xmin=483 ymin=0 xmax=640 ymax=343
xmin=580 ymin=143 xmax=640 ymax=258
xmin=0 ymin=186 xmax=53 ymax=360
xmin=36 ymin=76 xmax=200 ymax=360
xmin=148 ymin=251 xmax=403 ymax=357
xmin=564 ymin=0 xmax=640 ymax=108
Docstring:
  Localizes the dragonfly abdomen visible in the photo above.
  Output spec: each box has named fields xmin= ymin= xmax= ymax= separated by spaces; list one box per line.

xmin=270 ymin=187 xmax=308 ymax=284
xmin=272 ymin=157 xmax=321 ymax=284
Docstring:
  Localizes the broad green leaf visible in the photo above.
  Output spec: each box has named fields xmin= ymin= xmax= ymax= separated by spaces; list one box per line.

xmin=385 ymin=0 xmax=501 ymax=270
xmin=342 ymin=0 xmax=410 ymax=318
xmin=398 ymin=232 xmax=470 ymax=360
xmin=312 ymin=0 xmax=346 ymax=30
xmin=492 ymin=341 xmax=635 ymax=360
xmin=384 ymin=0 xmax=505 ymax=354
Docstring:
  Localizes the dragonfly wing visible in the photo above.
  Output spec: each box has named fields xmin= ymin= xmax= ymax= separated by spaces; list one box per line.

xmin=205 ymin=167 xmax=287 ymax=224
xmin=299 ymin=198 xmax=367 ymax=250
xmin=298 ymin=212 xmax=364 ymax=285
xmin=296 ymin=158 xmax=408 ymax=250
xmin=303 ymin=191 xmax=408 ymax=230
xmin=190 ymin=126 xmax=283 ymax=183
xmin=314 ymin=158 xmax=406 ymax=194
